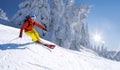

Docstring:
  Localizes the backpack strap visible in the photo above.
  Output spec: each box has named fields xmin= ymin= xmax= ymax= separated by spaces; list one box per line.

xmin=24 ymin=19 xmax=31 ymax=28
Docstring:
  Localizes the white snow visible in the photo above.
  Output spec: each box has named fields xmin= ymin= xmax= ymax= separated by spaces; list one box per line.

xmin=0 ymin=23 xmax=120 ymax=70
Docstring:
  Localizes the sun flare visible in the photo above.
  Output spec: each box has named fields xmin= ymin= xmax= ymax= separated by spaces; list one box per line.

xmin=93 ymin=33 xmax=101 ymax=42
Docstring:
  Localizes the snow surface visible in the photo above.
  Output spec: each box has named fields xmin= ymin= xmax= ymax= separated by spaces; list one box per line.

xmin=0 ymin=24 xmax=120 ymax=70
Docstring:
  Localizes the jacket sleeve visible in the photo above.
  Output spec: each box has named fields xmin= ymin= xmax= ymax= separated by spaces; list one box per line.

xmin=34 ymin=22 xmax=47 ymax=31
xmin=19 ymin=22 xmax=29 ymax=37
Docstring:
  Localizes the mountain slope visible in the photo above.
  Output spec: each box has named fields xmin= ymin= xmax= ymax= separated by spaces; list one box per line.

xmin=0 ymin=19 xmax=19 ymax=28
xmin=0 ymin=24 xmax=120 ymax=70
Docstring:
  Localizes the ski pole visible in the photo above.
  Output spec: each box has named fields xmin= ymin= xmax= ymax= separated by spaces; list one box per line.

xmin=9 ymin=37 xmax=19 ymax=42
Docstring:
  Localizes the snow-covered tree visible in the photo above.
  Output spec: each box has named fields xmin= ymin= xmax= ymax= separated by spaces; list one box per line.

xmin=66 ymin=0 xmax=74 ymax=6
xmin=47 ymin=1 xmax=90 ymax=50
xmin=68 ymin=4 xmax=90 ymax=50
xmin=85 ymin=24 xmax=90 ymax=48
xmin=0 ymin=8 xmax=8 ymax=20
xmin=45 ymin=0 xmax=65 ymax=43
xmin=80 ymin=23 xmax=90 ymax=48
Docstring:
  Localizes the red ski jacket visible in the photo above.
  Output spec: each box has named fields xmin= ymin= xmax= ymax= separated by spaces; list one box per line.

xmin=19 ymin=17 xmax=47 ymax=37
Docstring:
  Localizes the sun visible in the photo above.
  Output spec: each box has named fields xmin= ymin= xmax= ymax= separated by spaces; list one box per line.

xmin=93 ymin=33 xmax=102 ymax=42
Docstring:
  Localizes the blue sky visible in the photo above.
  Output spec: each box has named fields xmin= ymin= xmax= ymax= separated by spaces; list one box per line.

xmin=76 ymin=0 xmax=120 ymax=50
xmin=0 ymin=0 xmax=24 ymax=19
xmin=0 ymin=0 xmax=120 ymax=50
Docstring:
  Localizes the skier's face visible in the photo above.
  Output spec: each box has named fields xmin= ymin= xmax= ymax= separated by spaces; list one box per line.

xmin=32 ymin=19 xmax=35 ymax=21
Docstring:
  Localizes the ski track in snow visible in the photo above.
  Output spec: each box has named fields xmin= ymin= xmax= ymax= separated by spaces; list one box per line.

xmin=27 ymin=62 xmax=52 ymax=70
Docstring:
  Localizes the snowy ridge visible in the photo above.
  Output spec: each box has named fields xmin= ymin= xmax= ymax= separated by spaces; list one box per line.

xmin=0 ymin=18 xmax=18 ymax=28
xmin=0 ymin=24 xmax=120 ymax=70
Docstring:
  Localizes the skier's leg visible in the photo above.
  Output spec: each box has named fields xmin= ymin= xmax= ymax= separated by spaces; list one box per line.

xmin=33 ymin=29 xmax=40 ymax=41
xmin=25 ymin=30 xmax=39 ymax=42
xmin=32 ymin=29 xmax=46 ymax=44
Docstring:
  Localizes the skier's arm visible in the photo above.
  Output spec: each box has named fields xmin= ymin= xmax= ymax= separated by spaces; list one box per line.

xmin=19 ymin=22 xmax=28 ymax=38
xmin=34 ymin=22 xmax=47 ymax=32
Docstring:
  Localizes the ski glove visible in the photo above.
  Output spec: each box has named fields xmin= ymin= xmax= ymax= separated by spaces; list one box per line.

xmin=43 ymin=28 xmax=48 ymax=32
xmin=19 ymin=32 xmax=22 ymax=38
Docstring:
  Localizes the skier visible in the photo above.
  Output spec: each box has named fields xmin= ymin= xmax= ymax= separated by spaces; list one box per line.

xmin=19 ymin=15 xmax=55 ymax=49
xmin=19 ymin=15 xmax=47 ymax=43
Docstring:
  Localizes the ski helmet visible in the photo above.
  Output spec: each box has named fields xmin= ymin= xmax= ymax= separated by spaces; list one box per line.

xmin=31 ymin=14 xmax=36 ymax=20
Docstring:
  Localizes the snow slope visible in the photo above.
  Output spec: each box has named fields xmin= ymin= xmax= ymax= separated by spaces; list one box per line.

xmin=0 ymin=24 xmax=120 ymax=70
